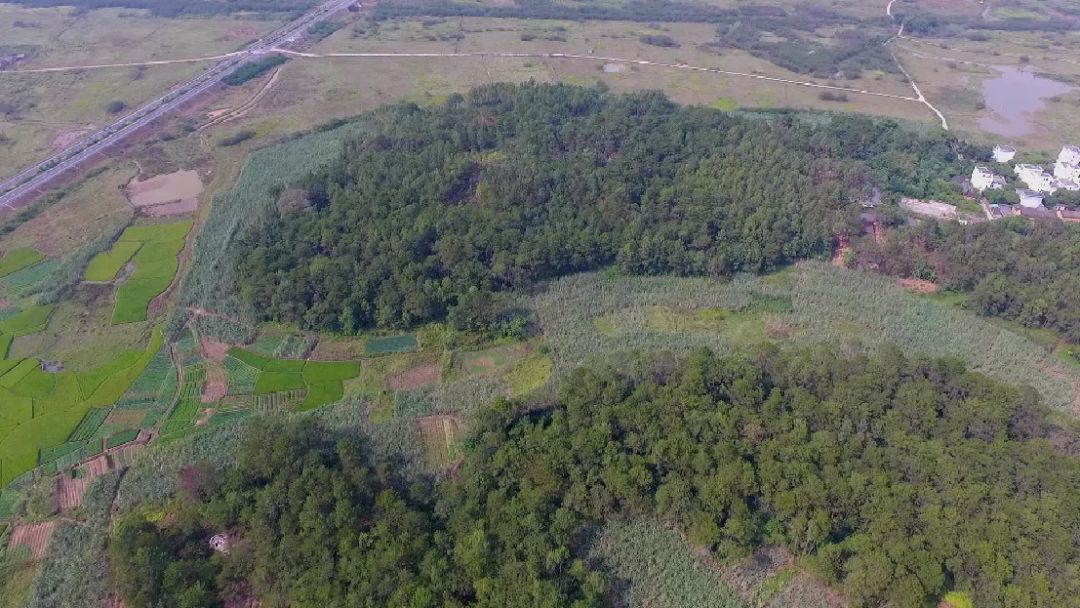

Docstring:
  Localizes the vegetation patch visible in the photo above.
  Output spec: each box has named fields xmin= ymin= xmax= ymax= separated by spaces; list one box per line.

xmin=0 ymin=248 xmax=43 ymax=279
xmin=0 ymin=305 xmax=54 ymax=336
xmin=83 ymin=241 xmax=142 ymax=282
xmin=364 ymin=333 xmax=418 ymax=355
xmin=253 ymin=371 xmax=305 ymax=395
xmin=505 ymin=352 xmax=553 ymax=397
xmin=417 ymin=414 xmax=460 ymax=470
xmin=224 ymin=55 xmax=288 ymax=86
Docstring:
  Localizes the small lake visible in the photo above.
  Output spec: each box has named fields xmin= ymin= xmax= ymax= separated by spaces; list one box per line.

xmin=978 ymin=65 xmax=1074 ymax=137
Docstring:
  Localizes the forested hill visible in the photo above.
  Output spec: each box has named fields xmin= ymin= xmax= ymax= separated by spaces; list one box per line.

xmin=234 ymin=83 xmax=960 ymax=331
xmin=112 ymin=348 xmax=1080 ymax=608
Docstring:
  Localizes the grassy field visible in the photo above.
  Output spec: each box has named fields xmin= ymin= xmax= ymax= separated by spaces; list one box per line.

xmin=526 ymin=265 xmax=1078 ymax=411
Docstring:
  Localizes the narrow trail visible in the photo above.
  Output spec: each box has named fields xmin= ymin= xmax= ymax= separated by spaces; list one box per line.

xmin=274 ymin=48 xmax=925 ymax=103
xmin=198 ymin=65 xmax=284 ymax=132
xmin=6 ymin=51 xmax=244 ymax=74
xmin=885 ymin=0 xmax=950 ymax=130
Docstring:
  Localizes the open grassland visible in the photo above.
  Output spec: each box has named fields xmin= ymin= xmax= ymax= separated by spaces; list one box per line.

xmin=0 ymin=164 xmax=134 ymax=258
xmin=0 ymin=63 xmax=207 ymax=181
xmin=0 ymin=6 xmax=281 ymax=69
xmin=0 ymin=326 xmax=164 ymax=486
xmin=590 ymin=518 xmax=746 ymax=608
xmin=527 ymin=265 xmax=1078 ymax=411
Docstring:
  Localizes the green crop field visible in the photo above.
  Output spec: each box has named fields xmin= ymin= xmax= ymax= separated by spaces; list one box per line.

xmin=0 ymin=260 xmax=60 ymax=298
xmin=302 ymin=360 xmax=360 ymax=383
xmin=0 ymin=248 xmax=44 ymax=279
xmin=105 ymin=430 xmax=140 ymax=450
xmin=224 ymin=356 xmax=261 ymax=395
xmin=505 ymin=353 xmax=553 ymax=397
xmin=0 ymin=326 xmax=163 ymax=485
xmin=0 ymin=305 xmax=55 ymax=337
xmin=83 ymin=241 xmax=142 ymax=282
xmin=253 ymin=371 xmax=305 ymax=394
xmin=108 ymin=221 xmax=192 ymax=324
xmin=297 ymin=382 xmax=344 ymax=412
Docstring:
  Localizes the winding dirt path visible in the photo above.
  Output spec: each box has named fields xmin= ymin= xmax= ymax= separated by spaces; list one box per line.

xmin=885 ymin=0 xmax=950 ymax=130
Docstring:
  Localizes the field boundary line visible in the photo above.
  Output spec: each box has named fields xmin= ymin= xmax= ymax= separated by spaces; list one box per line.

xmin=6 ymin=52 xmax=245 ymax=74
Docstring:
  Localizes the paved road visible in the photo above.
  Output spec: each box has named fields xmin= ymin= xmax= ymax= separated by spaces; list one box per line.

xmin=0 ymin=0 xmax=354 ymax=211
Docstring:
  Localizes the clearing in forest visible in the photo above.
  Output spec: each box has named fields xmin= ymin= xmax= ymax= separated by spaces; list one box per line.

xmin=417 ymin=414 xmax=460 ymax=470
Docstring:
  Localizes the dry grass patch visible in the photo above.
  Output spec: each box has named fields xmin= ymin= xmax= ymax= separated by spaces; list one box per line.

xmin=417 ymin=414 xmax=460 ymax=470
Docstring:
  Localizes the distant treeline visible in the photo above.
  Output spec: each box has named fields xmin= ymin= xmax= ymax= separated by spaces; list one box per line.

xmin=232 ymin=83 xmax=960 ymax=332
xmin=111 ymin=347 xmax=1080 ymax=608
xmin=8 ymin=0 xmax=315 ymax=17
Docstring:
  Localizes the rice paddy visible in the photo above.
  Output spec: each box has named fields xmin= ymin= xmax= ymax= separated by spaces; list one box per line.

xmin=109 ymin=221 xmax=192 ymax=324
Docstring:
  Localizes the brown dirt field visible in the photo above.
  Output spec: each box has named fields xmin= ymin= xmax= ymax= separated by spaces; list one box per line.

xmin=202 ymin=361 xmax=228 ymax=403
xmin=142 ymin=198 xmax=198 ymax=217
xmin=310 ymin=335 xmax=366 ymax=360
xmin=387 ymin=363 xmax=440 ymax=390
xmin=105 ymin=408 xmax=146 ymax=428
xmin=85 ymin=454 xmax=111 ymax=478
xmin=900 ymin=278 xmax=939 ymax=294
xmin=56 ymin=473 xmax=89 ymax=514
xmin=9 ymin=521 xmax=54 ymax=560
xmin=125 ymin=170 xmax=203 ymax=207
xmin=200 ymin=335 xmax=231 ymax=362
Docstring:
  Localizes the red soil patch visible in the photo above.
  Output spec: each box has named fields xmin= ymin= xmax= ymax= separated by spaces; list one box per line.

xmin=9 ymin=521 xmax=54 ymax=560
xmin=56 ymin=473 xmax=89 ymax=514
xmin=900 ymin=278 xmax=939 ymax=294
xmin=202 ymin=360 xmax=228 ymax=403
xmin=387 ymin=363 xmax=440 ymax=390
xmin=200 ymin=336 xmax=231 ymax=362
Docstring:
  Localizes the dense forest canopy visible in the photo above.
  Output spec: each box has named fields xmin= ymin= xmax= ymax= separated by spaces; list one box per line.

xmin=112 ymin=348 xmax=1080 ymax=608
xmin=854 ymin=218 xmax=1080 ymax=341
xmin=233 ymin=83 xmax=961 ymax=332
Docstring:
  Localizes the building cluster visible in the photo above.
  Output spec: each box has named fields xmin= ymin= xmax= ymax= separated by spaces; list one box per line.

xmin=970 ymin=144 xmax=1080 ymax=210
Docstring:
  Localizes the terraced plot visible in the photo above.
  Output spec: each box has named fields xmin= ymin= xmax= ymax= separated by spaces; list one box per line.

xmin=110 ymin=221 xmax=193 ymax=324
xmin=0 ymin=248 xmax=44 ymax=279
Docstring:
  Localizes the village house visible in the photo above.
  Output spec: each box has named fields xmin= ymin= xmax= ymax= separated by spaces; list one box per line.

xmin=1059 ymin=145 xmax=1080 ymax=166
xmin=1018 ymin=189 xmax=1045 ymax=208
xmin=971 ymin=166 xmax=1003 ymax=191
xmin=993 ymin=144 xmax=1017 ymax=163
xmin=1015 ymin=164 xmax=1057 ymax=193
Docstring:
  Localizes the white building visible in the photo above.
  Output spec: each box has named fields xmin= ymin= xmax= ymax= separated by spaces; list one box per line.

xmin=1054 ymin=161 xmax=1080 ymax=182
xmin=1018 ymin=189 xmax=1045 ymax=208
xmin=1056 ymin=178 xmax=1080 ymax=192
xmin=1015 ymin=163 xmax=1057 ymax=193
xmin=971 ymin=166 xmax=1001 ymax=191
xmin=992 ymin=144 xmax=1017 ymax=163
xmin=1058 ymin=145 xmax=1080 ymax=166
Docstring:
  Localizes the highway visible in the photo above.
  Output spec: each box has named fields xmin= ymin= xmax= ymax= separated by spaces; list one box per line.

xmin=0 ymin=0 xmax=354 ymax=211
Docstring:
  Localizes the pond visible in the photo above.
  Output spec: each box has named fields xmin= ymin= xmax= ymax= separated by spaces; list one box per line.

xmin=978 ymin=65 xmax=1074 ymax=137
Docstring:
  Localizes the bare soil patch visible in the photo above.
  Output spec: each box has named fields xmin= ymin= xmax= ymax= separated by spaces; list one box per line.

xmin=900 ymin=278 xmax=939 ymax=294
xmin=9 ymin=521 xmax=54 ymax=560
xmin=200 ymin=335 xmax=231 ymax=362
xmin=125 ymin=170 xmax=203 ymax=208
xmin=141 ymin=198 xmax=198 ymax=217
xmin=388 ymin=363 xmax=440 ymax=390
xmin=52 ymin=126 xmax=95 ymax=152
xmin=195 ymin=407 xmax=215 ymax=426
xmin=202 ymin=361 xmax=228 ymax=403
xmin=56 ymin=473 xmax=89 ymax=514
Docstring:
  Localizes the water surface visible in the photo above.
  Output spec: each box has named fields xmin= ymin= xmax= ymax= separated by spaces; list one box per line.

xmin=978 ymin=65 xmax=1073 ymax=137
